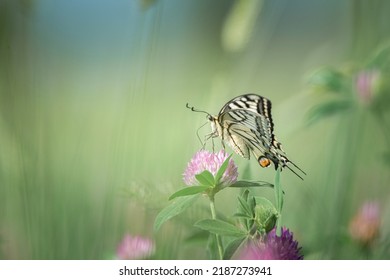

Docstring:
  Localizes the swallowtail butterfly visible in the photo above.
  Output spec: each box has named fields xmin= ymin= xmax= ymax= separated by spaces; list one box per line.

xmin=187 ymin=94 xmax=306 ymax=180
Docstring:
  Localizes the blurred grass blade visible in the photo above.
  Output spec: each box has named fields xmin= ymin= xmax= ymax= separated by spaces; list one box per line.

xmin=306 ymin=99 xmax=353 ymax=125
xmin=221 ymin=0 xmax=263 ymax=52
xmin=223 ymin=237 xmax=246 ymax=260
xmin=154 ymin=195 xmax=199 ymax=232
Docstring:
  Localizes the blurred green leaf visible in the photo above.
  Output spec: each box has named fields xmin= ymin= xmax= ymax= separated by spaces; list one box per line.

xmin=366 ymin=43 xmax=390 ymax=70
xmin=308 ymin=67 xmax=347 ymax=94
xmin=154 ymin=195 xmax=199 ymax=232
xmin=195 ymin=170 xmax=215 ymax=186
xmin=229 ymin=180 xmax=273 ymax=188
xmin=169 ymin=186 xmax=209 ymax=200
xmin=223 ymin=237 xmax=246 ymax=260
xmin=241 ymin=162 xmax=252 ymax=179
xmin=195 ymin=219 xmax=246 ymax=238
xmin=215 ymin=154 xmax=232 ymax=185
xmin=383 ymin=151 xmax=390 ymax=166
xmin=184 ymin=230 xmax=209 ymax=245
xmin=306 ymin=99 xmax=353 ymax=125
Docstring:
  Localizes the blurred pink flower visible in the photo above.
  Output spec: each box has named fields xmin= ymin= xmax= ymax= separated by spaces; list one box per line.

xmin=355 ymin=70 xmax=380 ymax=105
xmin=237 ymin=227 xmax=303 ymax=260
xmin=349 ymin=201 xmax=381 ymax=245
xmin=183 ymin=150 xmax=238 ymax=187
xmin=116 ymin=234 xmax=155 ymax=259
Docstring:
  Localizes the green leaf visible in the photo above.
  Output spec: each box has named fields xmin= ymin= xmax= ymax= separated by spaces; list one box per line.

xmin=233 ymin=212 xmax=252 ymax=219
xmin=237 ymin=195 xmax=251 ymax=216
xmin=184 ymin=230 xmax=209 ymax=245
xmin=195 ymin=170 xmax=215 ymax=186
xmin=242 ymin=188 xmax=250 ymax=201
xmin=306 ymin=99 xmax=353 ymax=125
xmin=254 ymin=197 xmax=277 ymax=212
xmin=169 ymin=186 xmax=209 ymax=200
xmin=229 ymin=180 xmax=273 ymax=188
xmin=215 ymin=154 xmax=232 ymax=185
xmin=195 ymin=219 xmax=246 ymax=238
xmin=223 ymin=237 xmax=246 ymax=260
xmin=254 ymin=197 xmax=278 ymax=233
xmin=207 ymin=234 xmax=219 ymax=260
xmin=154 ymin=195 xmax=199 ymax=232
xmin=307 ymin=67 xmax=346 ymax=94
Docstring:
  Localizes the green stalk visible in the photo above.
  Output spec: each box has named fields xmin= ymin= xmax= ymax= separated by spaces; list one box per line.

xmin=274 ymin=167 xmax=283 ymax=236
xmin=209 ymin=195 xmax=224 ymax=260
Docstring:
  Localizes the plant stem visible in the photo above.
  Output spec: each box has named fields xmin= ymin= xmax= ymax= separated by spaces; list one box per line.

xmin=209 ymin=195 xmax=224 ymax=259
xmin=274 ymin=167 xmax=283 ymax=236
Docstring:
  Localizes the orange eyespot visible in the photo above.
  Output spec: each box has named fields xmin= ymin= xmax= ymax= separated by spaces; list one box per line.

xmin=258 ymin=156 xmax=271 ymax=168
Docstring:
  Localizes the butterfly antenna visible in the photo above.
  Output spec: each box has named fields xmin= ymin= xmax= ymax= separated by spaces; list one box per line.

xmin=186 ymin=103 xmax=211 ymax=116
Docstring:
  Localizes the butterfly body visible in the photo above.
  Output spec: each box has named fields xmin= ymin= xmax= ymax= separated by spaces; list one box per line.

xmin=187 ymin=94 xmax=305 ymax=179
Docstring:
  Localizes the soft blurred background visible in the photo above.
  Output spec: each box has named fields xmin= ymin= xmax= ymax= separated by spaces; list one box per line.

xmin=1 ymin=0 xmax=390 ymax=259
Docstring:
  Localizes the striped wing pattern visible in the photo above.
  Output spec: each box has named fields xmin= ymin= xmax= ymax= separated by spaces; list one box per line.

xmin=212 ymin=94 xmax=305 ymax=179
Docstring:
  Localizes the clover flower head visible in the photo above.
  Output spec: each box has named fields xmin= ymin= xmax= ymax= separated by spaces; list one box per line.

xmin=355 ymin=69 xmax=380 ymax=105
xmin=349 ymin=201 xmax=381 ymax=245
xmin=183 ymin=150 xmax=238 ymax=187
xmin=238 ymin=227 xmax=303 ymax=260
xmin=116 ymin=234 xmax=155 ymax=260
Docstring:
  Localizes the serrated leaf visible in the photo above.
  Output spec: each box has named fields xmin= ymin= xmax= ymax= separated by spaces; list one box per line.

xmin=215 ymin=154 xmax=232 ymax=184
xmin=229 ymin=180 xmax=273 ymax=188
xmin=195 ymin=219 xmax=246 ymax=238
xmin=154 ymin=195 xmax=199 ymax=232
xmin=195 ymin=170 xmax=215 ymax=186
xmin=223 ymin=237 xmax=246 ymax=260
xmin=169 ymin=186 xmax=209 ymax=200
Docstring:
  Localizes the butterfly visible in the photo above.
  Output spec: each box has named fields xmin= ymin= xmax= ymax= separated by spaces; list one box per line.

xmin=186 ymin=94 xmax=306 ymax=180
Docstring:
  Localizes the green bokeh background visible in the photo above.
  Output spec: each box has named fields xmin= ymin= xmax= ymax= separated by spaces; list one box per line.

xmin=1 ymin=0 xmax=389 ymax=259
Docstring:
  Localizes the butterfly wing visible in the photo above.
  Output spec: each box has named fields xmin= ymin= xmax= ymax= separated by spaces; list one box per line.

xmin=218 ymin=109 xmax=276 ymax=162
xmin=216 ymin=94 xmax=305 ymax=179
